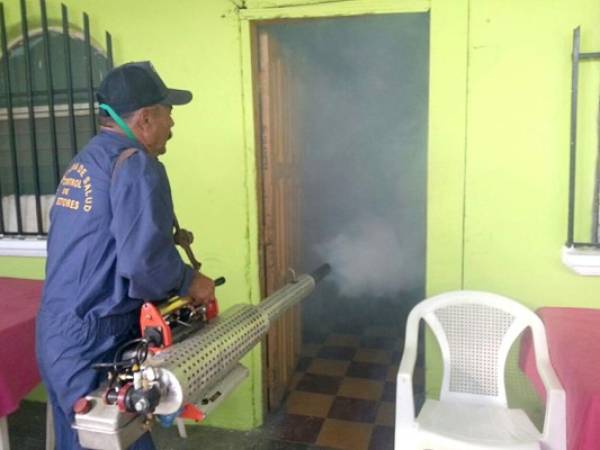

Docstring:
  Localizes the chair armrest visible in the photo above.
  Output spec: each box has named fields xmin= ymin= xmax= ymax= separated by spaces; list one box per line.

xmin=529 ymin=316 xmax=566 ymax=450
xmin=398 ymin=342 xmax=418 ymax=381
xmin=396 ymin=337 xmax=418 ymax=427
xmin=536 ymin=356 xmax=566 ymax=450
xmin=394 ymin=342 xmax=419 ymax=450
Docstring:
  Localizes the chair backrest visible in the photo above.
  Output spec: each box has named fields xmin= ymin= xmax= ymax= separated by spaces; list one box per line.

xmin=408 ymin=290 xmax=546 ymax=407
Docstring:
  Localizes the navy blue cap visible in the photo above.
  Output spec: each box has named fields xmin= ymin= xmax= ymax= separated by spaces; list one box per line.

xmin=97 ymin=61 xmax=192 ymax=115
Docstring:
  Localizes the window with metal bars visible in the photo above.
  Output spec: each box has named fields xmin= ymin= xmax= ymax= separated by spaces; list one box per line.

xmin=560 ymin=27 xmax=600 ymax=275
xmin=0 ymin=1 xmax=112 ymax=238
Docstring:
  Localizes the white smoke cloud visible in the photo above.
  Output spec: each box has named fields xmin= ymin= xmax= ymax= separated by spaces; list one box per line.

xmin=262 ymin=15 xmax=429 ymax=306
xmin=316 ymin=216 xmax=408 ymax=298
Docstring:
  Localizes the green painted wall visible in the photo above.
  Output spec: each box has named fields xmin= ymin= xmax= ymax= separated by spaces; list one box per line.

xmin=0 ymin=0 xmax=263 ymax=430
xmin=0 ymin=257 xmax=45 ymax=279
xmin=1 ymin=0 xmax=600 ymax=431
xmin=425 ymin=0 xmax=600 ymax=423
xmin=465 ymin=1 xmax=600 ymax=301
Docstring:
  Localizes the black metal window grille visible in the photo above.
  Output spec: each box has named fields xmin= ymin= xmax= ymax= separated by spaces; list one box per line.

xmin=567 ymin=26 xmax=600 ymax=248
xmin=0 ymin=0 xmax=113 ymax=237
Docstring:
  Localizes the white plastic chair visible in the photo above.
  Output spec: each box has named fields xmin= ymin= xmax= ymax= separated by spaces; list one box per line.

xmin=395 ymin=291 xmax=566 ymax=450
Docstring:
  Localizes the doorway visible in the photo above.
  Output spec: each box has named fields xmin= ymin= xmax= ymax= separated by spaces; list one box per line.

xmin=254 ymin=12 xmax=429 ymax=448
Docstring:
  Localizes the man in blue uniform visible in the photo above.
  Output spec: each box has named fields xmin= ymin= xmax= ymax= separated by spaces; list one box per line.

xmin=36 ymin=61 xmax=215 ymax=449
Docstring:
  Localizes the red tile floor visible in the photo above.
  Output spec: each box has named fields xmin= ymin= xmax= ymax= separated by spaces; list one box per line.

xmin=264 ymin=320 xmax=425 ymax=450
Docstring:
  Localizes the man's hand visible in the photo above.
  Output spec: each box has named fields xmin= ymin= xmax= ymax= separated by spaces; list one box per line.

xmin=187 ymin=272 xmax=215 ymax=306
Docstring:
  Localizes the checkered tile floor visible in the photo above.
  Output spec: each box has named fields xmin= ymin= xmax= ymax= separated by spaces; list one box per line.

xmin=265 ymin=323 xmax=425 ymax=450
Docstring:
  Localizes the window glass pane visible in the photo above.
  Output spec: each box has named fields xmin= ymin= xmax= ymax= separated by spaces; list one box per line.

xmin=0 ymin=29 xmax=108 ymax=235
xmin=0 ymin=31 xmax=109 ymax=108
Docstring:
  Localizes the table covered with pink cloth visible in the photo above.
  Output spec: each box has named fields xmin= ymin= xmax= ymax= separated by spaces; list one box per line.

xmin=520 ymin=307 xmax=600 ymax=450
xmin=0 ymin=277 xmax=43 ymax=417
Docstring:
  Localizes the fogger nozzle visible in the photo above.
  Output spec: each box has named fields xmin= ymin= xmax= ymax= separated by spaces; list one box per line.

xmin=310 ymin=263 xmax=331 ymax=283
xmin=146 ymin=264 xmax=330 ymax=414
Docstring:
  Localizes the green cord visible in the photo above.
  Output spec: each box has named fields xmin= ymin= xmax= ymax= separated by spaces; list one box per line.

xmin=99 ymin=104 xmax=137 ymax=141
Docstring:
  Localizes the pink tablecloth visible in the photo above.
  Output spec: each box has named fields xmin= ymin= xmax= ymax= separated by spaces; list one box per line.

xmin=0 ymin=277 xmax=43 ymax=416
xmin=520 ymin=307 xmax=600 ymax=450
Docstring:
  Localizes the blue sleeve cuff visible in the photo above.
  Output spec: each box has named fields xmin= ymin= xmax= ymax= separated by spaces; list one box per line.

xmin=178 ymin=265 xmax=196 ymax=297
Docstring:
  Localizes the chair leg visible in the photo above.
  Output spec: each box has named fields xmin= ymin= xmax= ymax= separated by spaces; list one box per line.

xmin=45 ymin=402 xmax=55 ymax=450
xmin=0 ymin=416 xmax=10 ymax=450
xmin=175 ymin=418 xmax=187 ymax=438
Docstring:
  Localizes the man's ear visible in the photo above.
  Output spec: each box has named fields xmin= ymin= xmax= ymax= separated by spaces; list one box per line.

xmin=126 ymin=109 xmax=142 ymax=131
xmin=135 ymin=107 xmax=153 ymax=130
xmin=141 ymin=108 xmax=151 ymax=124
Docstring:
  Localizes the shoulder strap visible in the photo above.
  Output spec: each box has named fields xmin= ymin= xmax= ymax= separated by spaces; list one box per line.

xmin=111 ymin=148 xmax=139 ymax=183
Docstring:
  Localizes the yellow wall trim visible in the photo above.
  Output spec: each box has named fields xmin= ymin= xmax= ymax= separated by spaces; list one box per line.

xmin=240 ymin=0 xmax=430 ymax=20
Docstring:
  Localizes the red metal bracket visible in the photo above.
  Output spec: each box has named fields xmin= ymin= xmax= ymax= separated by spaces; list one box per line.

xmin=140 ymin=302 xmax=172 ymax=348
xmin=180 ymin=403 xmax=205 ymax=422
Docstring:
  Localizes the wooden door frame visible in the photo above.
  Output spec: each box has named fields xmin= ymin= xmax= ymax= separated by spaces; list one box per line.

xmin=238 ymin=0 xmax=469 ymax=413
xmin=248 ymin=23 xmax=304 ymax=410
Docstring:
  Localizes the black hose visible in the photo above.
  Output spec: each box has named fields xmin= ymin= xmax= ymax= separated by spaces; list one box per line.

xmin=91 ymin=337 xmax=149 ymax=371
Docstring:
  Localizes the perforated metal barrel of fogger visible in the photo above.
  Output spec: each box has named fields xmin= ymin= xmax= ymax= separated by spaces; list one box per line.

xmin=147 ymin=264 xmax=330 ymax=414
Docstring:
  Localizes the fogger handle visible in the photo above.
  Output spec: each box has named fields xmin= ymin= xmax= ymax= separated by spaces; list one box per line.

xmin=173 ymin=217 xmax=202 ymax=271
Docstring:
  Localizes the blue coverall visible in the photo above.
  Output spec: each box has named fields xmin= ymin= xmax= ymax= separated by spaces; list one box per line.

xmin=36 ymin=130 xmax=195 ymax=449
